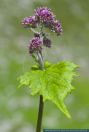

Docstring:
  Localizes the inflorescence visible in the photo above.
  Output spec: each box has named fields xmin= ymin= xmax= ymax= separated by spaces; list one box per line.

xmin=22 ymin=7 xmax=62 ymax=55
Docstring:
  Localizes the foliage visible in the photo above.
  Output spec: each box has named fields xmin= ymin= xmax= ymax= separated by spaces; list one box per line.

xmin=18 ymin=61 xmax=77 ymax=118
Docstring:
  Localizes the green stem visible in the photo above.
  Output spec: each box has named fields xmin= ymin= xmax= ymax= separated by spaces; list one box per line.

xmin=30 ymin=28 xmax=40 ymax=34
xmin=36 ymin=95 xmax=44 ymax=132
xmin=36 ymin=52 xmax=44 ymax=70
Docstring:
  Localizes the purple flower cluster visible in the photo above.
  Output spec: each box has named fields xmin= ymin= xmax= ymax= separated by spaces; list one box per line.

xmin=29 ymin=37 xmax=42 ymax=54
xmin=22 ymin=16 xmax=37 ymax=28
xmin=22 ymin=7 xmax=62 ymax=35
xmin=22 ymin=7 xmax=62 ymax=54
xmin=29 ymin=35 xmax=51 ymax=54
xmin=35 ymin=7 xmax=55 ymax=24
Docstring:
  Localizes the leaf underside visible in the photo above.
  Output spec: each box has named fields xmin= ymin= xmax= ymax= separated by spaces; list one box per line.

xmin=18 ymin=61 xmax=77 ymax=118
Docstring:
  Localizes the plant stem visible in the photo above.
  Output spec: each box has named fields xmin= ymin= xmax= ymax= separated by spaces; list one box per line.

xmin=36 ymin=52 xmax=44 ymax=70
xmin=36 ymin=52 xmax=44 ymax=132
xmin=30 ymin=28 xmax=40 ymax=34
xmin=36 ymin=95 xmax=44 ymax=132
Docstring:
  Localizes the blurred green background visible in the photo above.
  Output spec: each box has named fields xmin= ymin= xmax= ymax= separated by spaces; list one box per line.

xmin=0 ymin=0 xmax=89 ymax=132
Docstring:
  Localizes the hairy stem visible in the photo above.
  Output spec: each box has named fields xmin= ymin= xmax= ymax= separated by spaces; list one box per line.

xmin=36 ymin=52 xmax=44 ymax=70
xmin=36 ymin=51 xmax=44 ymax=132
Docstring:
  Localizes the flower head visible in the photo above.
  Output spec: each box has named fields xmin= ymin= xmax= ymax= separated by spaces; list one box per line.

xmin=22 ymin=16 xmax=37 ymax=28
xmin=53 ymin=20 xmax=62 ymax=35
xmin=29 ymin=37 xmax=42 ymax=54
xmin=35 ymin=7 xmax=55 ymax=25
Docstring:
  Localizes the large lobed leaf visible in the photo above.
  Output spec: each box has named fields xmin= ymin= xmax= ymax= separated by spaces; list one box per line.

xmin=18 ymin=61 xmax=77 ymax=118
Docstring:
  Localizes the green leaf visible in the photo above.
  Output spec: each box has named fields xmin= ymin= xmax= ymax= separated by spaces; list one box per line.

xmin=18 ymin=61 xmax=77 ymax=118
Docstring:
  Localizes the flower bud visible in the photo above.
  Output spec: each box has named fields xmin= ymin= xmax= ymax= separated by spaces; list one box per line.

xmin=34 ymin=33 xmax=40 ymax=38
xmin=43 ymin=37 xmax=51 ymax=48
xmin=52 ymin=20 xmax=62 ymax=35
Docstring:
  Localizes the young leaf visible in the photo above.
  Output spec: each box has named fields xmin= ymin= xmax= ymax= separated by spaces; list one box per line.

xmin=18 ymin=61 xmax=77 ymax=118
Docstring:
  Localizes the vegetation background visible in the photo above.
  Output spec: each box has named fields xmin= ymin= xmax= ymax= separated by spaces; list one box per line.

xmin=0 ymin=0 xmax=89 ymax=132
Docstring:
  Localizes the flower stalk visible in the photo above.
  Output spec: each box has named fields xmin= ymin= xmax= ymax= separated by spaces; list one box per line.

xmin=36 ymin=51 xmax=44 ymax=70
xmin=36 ymin=50 xmax=44 ymax=132
xmin=21 ymin=7 xmax=63 ymax=132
